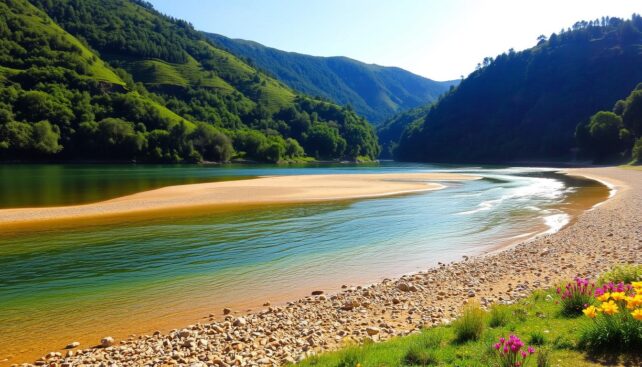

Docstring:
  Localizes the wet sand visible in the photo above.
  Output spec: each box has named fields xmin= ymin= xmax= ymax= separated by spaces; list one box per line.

xmin=0 ymin=173 xmax=475 ymax=230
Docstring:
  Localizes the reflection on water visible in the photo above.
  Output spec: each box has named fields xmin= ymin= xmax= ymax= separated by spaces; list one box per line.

xmin=0 ymin=164 xmax=610 ymax=365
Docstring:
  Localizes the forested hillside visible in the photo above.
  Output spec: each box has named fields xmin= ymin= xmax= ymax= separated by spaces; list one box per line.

xmin=206 ymin=33 xmax=456 ymax=124
xmin=396 ymin=16 xmax=642 ymax=163
xmin=576 ymin=83 xmax=642 ymax=163
xmin=0 ymin=0 xmax=379 ymax=163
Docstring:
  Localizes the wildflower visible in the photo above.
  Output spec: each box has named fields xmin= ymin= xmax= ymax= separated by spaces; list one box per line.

xmin=527 ymin=346 xmax=535 ymax=354
xmin=610 ymin=291 xmax=626 ymax=301
xmin=632 ymin=308 xmax=642 ymax=321
xmin=632 ymin=281 xmax=642 ymax=291
xmin=600 ymin=300 xmax=619 ymax=315
xmin=495 ymin=343 xmax=501 ymax=350
xmin=596 ymin=292 xmax=610 ymax=302
xmin=582 ymin=305 xmax=598 ymax=318
xmin=626 ymin=294 xmax=642 ymax=309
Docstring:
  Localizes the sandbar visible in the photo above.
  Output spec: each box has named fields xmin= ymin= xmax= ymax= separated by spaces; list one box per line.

xmin=0 ymin=172 xmax=477 ymax=229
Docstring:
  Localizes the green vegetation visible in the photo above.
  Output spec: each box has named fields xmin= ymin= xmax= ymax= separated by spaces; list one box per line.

xmin=294 ymin=288 xmax=640 ymax=367
xmin=395 ymin=16 xmax=642 ymax=163
xmin=577 ymin=84 xmax=642 ymax=163
xmin=452 ymin=301 xmax=485 ymax=342
xmin=207 ymin=33 xmax=456 ymax=124
xmin=0 ymin=0 xmax=379 ymax=163
xmin=598 ymin=264 xmax=642 ymax=284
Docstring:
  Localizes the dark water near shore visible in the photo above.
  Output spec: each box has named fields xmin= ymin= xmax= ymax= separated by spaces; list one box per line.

xmin=0 ymin=163 xmax=609 ymax=365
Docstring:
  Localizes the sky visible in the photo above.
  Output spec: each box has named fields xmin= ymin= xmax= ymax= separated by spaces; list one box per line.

xmin=148 ymin=0 xmax=640 ymax=81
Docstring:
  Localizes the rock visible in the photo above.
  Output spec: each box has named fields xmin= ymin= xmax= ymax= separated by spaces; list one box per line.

xmin=541 ymin=248 xmax=550 ymax=256
xmin=223 ymin=308 xmax=232 ymax=315
xmin=397 ymin=283 xmax=410 ymax=292
xmin=189 ymin=362 xmax=207 ymax=367
xmin=365 ymin=327 xmax=380 ymax=336
xmin=65 ymin=341 xmax=80 ymax=349
xmin=100 ymin=336 xmax=114 ymax=348
xmin=311 ymin=290 xmax=324 ymax=296
xmin=233 ymin=317 xmax=246 ymax=327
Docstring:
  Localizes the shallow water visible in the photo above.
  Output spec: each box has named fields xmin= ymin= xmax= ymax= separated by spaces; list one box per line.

xmin=0 ymin=163 xmax=609 ymax=364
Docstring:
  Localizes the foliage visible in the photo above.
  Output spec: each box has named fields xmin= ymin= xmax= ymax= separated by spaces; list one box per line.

xmin=489 ymin=304 xmax=512 ymax=328
xmin=577 ymin=83 xmax=642 ymax=163
xmin=556 ymin=278 xmax=596 ymax=316
xmin=579 ymin=281 xmax=642 ymax=352
xmin=396 ymin=15 xmax=642 ymax=163
xmin=598 ymin=264 xmax=642 ymax=285
xmin=207 ymin=33 xmax=456 ymax=123
xmin=0 ymin=0 xmax=380 ymax=163
xmin=453 ymin=301 xmax=485 ymax=342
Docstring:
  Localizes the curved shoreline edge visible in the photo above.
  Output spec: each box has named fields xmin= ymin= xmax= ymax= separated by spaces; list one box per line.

xmin=8 ymin=167 xmax=642 ymax=367
xmin=0 ymin=173 xmax=477 ymax=231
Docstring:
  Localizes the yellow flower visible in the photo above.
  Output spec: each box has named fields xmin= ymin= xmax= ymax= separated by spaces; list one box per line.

xmin=596 ymin=292 xmax=611 ymax=302
xmin=632 ymin=281 xmax=642 ymax=290
xmin=632 ymin=309 xmax=642 ymax=321
xmin=610 ymin=292 xmax=626 ymax=301
xmin=627 ymin=294 xmax=642 ymax=309
xmin=600 ymin=300 xmax=619 ymax=315
xmin=582 ymin=305 xmax=598 ymax=319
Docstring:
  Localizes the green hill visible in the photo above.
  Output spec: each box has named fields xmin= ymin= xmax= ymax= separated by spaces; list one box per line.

xmin=0 ymin=0 xmax=379 ymax=163
xmin=395 ymin=16 xmax=642 ymax=163
xmin=206 ymin=33 xmax=456 ymax=124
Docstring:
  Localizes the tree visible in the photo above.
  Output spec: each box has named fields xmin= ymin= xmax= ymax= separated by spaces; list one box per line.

xmin=622 ymin=90 xmax=642 ymax=136
xmin=31 ymin=121 xmax=62 ymax=154
xmin=586 ymin=111 xmax=624 ymax=159
xmin=190 ymin=123 xmax=234 ymax=162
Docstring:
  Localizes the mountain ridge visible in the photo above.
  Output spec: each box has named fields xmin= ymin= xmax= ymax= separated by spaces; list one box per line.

xmin=206 ymin=32 xmax=457 ymax=123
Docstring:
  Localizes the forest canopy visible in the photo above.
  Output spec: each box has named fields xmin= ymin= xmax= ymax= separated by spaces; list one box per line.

xmin=0 ymin=0 xmax=379 ymax=163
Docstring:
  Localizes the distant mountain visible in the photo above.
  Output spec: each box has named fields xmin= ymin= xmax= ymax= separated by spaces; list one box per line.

xmin=206 ymin=33 xmax=457 ymax=124
xmin=0 ymin=0 xmax=379 ymax=163
xmin=396 ymin=16 xmax=642 ymax=163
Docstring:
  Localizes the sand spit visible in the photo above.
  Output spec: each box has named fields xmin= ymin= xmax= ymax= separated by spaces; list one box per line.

xmin=11 ymin=167 xmax=642 ymax=367
xmin=0 ymin=173 xmax=476 ymax=230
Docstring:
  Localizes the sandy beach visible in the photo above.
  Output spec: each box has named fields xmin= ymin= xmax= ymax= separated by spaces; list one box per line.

xmin=10 ymin=167 xmax=642 ymax=367
xmin=0 ymin=173 xmax=475 ymax=230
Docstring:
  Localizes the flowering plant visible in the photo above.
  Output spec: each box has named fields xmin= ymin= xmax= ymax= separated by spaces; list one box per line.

xmin=579 ymin=280 xmax=642 ymax=351
xmin=556 ymin=277 xmax=595 ymax=315
xmin=493 ymin=335 xmax=535 ymax=367
xmin=582 ymin=281 xmax=642 ymax=321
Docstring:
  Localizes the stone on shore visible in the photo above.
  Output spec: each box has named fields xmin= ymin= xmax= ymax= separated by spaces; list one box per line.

xmin=100 ymin=336 xmax=114 ymax=348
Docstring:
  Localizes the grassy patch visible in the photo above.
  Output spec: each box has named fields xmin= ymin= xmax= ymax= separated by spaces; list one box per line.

xmin=598 ymin=264 xmax=642 ymax=284
xmin=293 ymin=289 xmax=638 ymax=367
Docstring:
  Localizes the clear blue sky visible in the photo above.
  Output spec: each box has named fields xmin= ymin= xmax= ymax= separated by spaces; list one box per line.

xmin=148 ymin=0 xmax=640 ymax=81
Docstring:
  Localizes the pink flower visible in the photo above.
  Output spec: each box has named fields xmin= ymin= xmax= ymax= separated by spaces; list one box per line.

xmin=494 ymin=343 xmax=501 ymax=350
xmin=528 ymin=346 xmax=535 ymax=354
xmin=521 ymin=351 xmax=527 ymax=358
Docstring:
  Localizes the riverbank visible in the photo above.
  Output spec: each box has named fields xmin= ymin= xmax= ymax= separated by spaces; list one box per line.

xmin=10 ymin=167 xmax=641 ymax=367
xmin=0 ymin=172 xmax=475 ymax=230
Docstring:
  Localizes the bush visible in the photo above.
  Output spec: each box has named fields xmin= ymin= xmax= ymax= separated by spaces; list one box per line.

xmin=489 ymin=304 xmax=511 ymax=328
xmin=579 ymin=281 xmax=642 ymax=352
xmin=336 ymin=348 xmax=359 ymax=367
xmin=599 ymin=264 xmax=642 ymax=284
xmin=556 ymin=278 xmax=596 ymax=316
xmin=453 ymin=301 xmax=485 ymax=342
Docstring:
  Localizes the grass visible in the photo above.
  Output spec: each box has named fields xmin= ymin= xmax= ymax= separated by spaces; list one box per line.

xmin=619 ymin=164 xmax=642 ymax=171
xmin=293 ymin=289 xmax=639 ymax=367
xmin=453 ymin=301 xmax=485 ymax=342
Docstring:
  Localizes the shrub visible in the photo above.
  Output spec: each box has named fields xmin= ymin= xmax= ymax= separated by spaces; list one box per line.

xmin=492 ymin=335 xmax=536 ymax=367
xmin=489 ymin=304 xmax=511 ymax=328
xmin=579 ymin=281 xmax=642 ymax=352
xmin=453 ymin=301 xmax=485 ymax=342
xmin=528 ymin=331 xmax=546 ymax=346
xmin=598 ymin=264 xmax=642 ymax=285
xmin=556 ymin=278 xmax=595 ymax=316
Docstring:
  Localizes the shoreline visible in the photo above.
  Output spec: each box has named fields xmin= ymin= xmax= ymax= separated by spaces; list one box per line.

xmin=0 ymin=173 xmax=476 ymax=232
xmin=6 ymin=167 xmax=641 ymax=367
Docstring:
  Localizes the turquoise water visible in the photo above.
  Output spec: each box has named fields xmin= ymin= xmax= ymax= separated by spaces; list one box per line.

xmin=0 ymin=163 xmax=608 ymax=364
